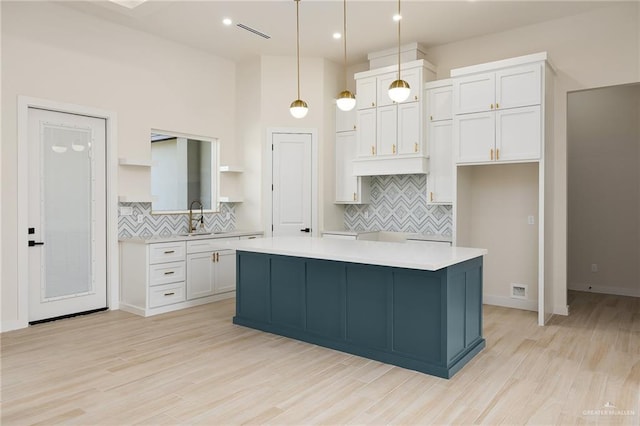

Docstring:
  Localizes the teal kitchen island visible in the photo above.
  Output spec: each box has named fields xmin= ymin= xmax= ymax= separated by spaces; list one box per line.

xmin=231 ymin=237 xmax=487 ymax=379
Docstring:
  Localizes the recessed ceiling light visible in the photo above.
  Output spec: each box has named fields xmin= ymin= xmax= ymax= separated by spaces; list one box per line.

xmin=223 ymin=18 xmax=233 ymax=26
xmin=393 ymin=13 xmax=402 ymax=21
xmin=333 ymin=32 xmax=341 ymax=39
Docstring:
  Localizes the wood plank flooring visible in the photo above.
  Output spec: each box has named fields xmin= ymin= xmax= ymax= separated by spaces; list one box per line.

xmin=1 ymin=290 xmax=638 ymax=425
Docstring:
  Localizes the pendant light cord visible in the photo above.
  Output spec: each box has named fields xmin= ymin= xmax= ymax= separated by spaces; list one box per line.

xmin=296 ymin=0 xmax=301 ymax=99
xmin=397 ymin=0 xmax=401 ymax=80
xmin=343 ymin=0 xmax=348 ymax=88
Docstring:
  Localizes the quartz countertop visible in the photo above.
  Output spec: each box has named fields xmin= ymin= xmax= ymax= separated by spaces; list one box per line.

xmin=322 ymin=230 xmax=452 ymax=243
xmin=230 ymin=237 xmax=485 ymax=271
xmin=118 ymin=230 xmax=263 ymax=244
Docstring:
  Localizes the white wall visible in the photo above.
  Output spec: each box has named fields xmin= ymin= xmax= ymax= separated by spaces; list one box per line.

xmin=235 ymin=55 xmax=344 ymax=234
xmin=1 ymin=1 xmax=236 ymax=329
xmin=427 ymin=2 xmax=640 ymax=313
xmin=568 ymin=84 xmax=640 ymax=297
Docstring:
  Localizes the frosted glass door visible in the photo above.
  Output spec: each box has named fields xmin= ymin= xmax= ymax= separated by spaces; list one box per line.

xmin=28 ymin=108 xmax=107 ymax=323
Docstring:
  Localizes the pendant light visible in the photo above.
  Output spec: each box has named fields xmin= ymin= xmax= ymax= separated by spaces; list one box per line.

xmin=336 ymin=0 xmax=356 ymax=111
xmin=388 ymin=0 xmax=410 ymax=103
xmin=290 ymin=0 xmax=309 ymax=119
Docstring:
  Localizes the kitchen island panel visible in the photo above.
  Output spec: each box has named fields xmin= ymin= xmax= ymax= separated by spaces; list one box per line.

xmin=236 ymin=252 xmax=270 ymax=323
xmin=271 ymin=257 xmax=306 ymax=330
xmin=306 ymin=260 xmax=345 ymax=340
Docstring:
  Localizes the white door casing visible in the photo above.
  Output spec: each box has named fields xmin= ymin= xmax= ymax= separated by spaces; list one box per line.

xmin=265 ymin=129 xmax=318 ymax=238
xmin=27 ymin=108 xmax=107 ymax=322
xmin=13 ymin=97 xmax=118 ymax=332
xmin=272 ymin=132 xmax=312 ymax=237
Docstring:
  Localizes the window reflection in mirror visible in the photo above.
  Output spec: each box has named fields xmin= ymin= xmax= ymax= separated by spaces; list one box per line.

xmin=150 ymin=131 xmax=219 ymax=213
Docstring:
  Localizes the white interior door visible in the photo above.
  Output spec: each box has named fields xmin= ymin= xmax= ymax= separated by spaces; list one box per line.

xmin=27 ymin=108 xmax=107 ymax=323
xmin=272 ymin=132 xmax=312 ymax=237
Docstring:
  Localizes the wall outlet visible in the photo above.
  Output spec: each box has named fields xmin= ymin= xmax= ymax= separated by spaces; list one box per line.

xmin=591 ymin=263 xmax=598 ymax=272
xmin=119 ymin=206 xmax=133 ymax=216
xmin=364 ymin=210 xmax=369 ymax=219
xmin=527 ymin=215 xmax=535 ymax=225
xmin=510 ymin=283 xmax=528 ymax=300
xmin=137 ymin=214 xmax=144 ymax=224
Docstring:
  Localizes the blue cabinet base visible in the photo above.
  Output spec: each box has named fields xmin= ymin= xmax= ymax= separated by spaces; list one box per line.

xmin=233 ymin=252 xmax=485 ymax=379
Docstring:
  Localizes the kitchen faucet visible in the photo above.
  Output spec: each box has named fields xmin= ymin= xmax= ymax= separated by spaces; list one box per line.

xmin=188 ymin=200 xmax=204 ymax=233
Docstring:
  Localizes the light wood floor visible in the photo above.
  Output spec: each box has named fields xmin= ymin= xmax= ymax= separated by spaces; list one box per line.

xmin=1 ymin=291 xmax=638 ymax=425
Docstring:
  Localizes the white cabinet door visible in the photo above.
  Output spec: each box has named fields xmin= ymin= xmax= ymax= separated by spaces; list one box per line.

xmin=356 ymin=76 xmax=377 ymax=110
xmin=376 ymin=72 xmax=398 ymax=107
xmin=427 ymin=85 xmax=453 ymax=122
xmin=186 ymin=252 xmax=215 ymax=300
xmin=214 ymin=250 xmax=236 ymax=294
xmin=453 ymin=72 xmax=495 ymax=114
xmin=496 ymin=105 xmax=541 ymax=162
xmin=397 ymin=102 xmax=421 ymax=155
xmin=495 ymin=64 xmax=541 ymax=110
xmin=377 ymin=104 xmax=397 ymax=156
xmin=336 ymin=131 xmax=357 ymax=202
xmin=427 ymin=120 xmax=453 ymax=204
xmin=403 ymin=67 xmax=422 ymax=103
xmin=336 ymin=105 xmax=357 ymax=133
xmin=357 ymin=109 xmax=376 ymax=157
xmin=455 ymin=111 xmax=495 ymax=164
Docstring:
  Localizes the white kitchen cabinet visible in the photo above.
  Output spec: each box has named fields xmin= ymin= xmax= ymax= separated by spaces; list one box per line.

xmin=214 ymin=250 xmax=237 ymax=294
xmin=335 ymin=118 xmax=370 ymax=204
xmin=453 ymin=63 xmax=541 ymax=115
xmin=336 ymin=104 xmax=357 ymax=133
xmin=425 ymin=81 xmax=454 ymax=204
xmin=453 ymin=61 xmax=543 ymax=164
xmin=186 ymin=248 xmax=236 ymax=298
xmin=427 ymin=120 xmax=453 ymax=204
xmin=352 ymin=59 xmax=436 ymax=176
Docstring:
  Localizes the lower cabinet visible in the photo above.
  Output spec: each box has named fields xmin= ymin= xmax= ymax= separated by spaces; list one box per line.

xmin=120 ymin=234 xmax=261 ymax=317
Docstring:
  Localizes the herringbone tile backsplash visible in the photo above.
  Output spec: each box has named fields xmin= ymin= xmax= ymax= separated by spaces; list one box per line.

xmin=118 ymin=202 xmax=236 ymax=238
xmin=344 ymin=174 xmax=452 ymax=236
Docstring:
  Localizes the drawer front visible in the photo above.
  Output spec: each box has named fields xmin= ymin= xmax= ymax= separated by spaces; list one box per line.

xmin=149 ymin=261 xmax=186 ymax=286
xmin=149 ymin=242 xmax=186 ymax=264
xmin=239 ymin=234 xmax=262 ymax=240
xmin=149 ymin=282 xmax=186 ymax=308
xmin=187 ymin=237 xmax=239 ymax=254
xmin=406 ymin=239 xmax=452 ymax=247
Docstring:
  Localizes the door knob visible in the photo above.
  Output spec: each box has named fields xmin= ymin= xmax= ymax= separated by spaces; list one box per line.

xmin=300 ymin=228 xmax=311 ymax=233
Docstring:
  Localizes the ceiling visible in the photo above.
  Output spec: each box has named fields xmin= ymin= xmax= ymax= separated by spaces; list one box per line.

xmin=62 ymin=0 xmax=620 ymax=65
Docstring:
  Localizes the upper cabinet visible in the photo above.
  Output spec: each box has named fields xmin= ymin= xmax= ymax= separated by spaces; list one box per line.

xmin=451 ymin=53 xmax=551 ymax=165
xmin=425 ymin=80 xmax=454 ymax=205
xmin=336 ymin=104 xmax=357 ymax=133
xmin=352 ymin=59 xmax=436 ymax=176
xmin=335 ymin=106 xmax=370 ymax=204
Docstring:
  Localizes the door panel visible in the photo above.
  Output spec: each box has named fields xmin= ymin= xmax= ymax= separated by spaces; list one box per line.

xmin=455 ymin=111 xmax=495 ymax=164
xmin=496 ymin=105 xmax=541 ymax=162
xmin=397 ymin=102 xmax=421 ymax=155
xmin=377 ymin=105 xmax=397 ymax=156
xmin=214 ymin=250 xmax=236 ymax=294
xmin=186 ymin=252 xmax=215 ymax=299
xmin=272 ymin=132 xmax=312 ymax=237
xmin=356 ymin=109 xmax=376 ymax=157
xmin=28 ymin=108 xmax=106 ymax=322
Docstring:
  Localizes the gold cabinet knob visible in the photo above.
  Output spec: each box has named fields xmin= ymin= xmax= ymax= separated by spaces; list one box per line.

xmin=490 ymin=104 xmax=494 ymax=110
xmin=414 ymin=95 xmax=418 ymax=101
xmin=496 ymin=103 xmax=500 ymax=109
xmin=371 ymin=102 xmax=375 ymax=107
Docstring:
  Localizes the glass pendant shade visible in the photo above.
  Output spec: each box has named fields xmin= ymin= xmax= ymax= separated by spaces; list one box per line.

xmin=388 ymin=79 xmax=411 ymax=103
xmin=336 ymin=90 xmax=356 ymax=111
xmin=290 ymin=99 xmax=309 ymax=118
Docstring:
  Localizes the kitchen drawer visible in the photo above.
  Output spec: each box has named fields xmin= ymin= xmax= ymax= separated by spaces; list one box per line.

xmin=406 ymin=239 xmax=452 ymax=247
xmin=187 ymin=237 xmax=239 ymax=254
xmin=149 ymin=282 xmax=186 ymax=308
xmin=149 ymin=261 xmax=185 ymax=286
xmin=239 ymin=234 xmax=262 ymax=240
xmin=149 ymin=242 xmax=186 ymax=264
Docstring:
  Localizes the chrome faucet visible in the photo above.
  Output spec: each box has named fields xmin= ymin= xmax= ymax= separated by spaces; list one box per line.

xmin=188 ymin=200 xmax=204 ymax=233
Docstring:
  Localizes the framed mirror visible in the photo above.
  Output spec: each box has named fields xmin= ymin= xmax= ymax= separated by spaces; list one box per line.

xmin=150 ymin=130 xmax=219 ymax=213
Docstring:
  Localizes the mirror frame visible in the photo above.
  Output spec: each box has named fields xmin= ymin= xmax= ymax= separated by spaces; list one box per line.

xmin=150 ymin=129 xmax=220 ymax=215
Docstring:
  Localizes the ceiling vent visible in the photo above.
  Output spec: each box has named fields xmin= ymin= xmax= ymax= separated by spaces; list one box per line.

xmin=236 ymin=23 xmax=271 ymax=40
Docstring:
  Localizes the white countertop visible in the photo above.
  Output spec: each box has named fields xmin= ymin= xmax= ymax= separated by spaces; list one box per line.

xmin=230 ymin=237 xmax=486 ymax=271
xmin=322 ymin=230 xmax=452 ymax=243
xmin=119 ymin=230 xmax=263 ymax=244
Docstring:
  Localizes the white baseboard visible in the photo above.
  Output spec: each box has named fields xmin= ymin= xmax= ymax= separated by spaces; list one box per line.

xmin=1 ymin=319 xmax=29 ymax=333
xmin=483 ymin=295 xmax=537 ymax=312
xmin=569 ymin=283 xmax=640 ymax=298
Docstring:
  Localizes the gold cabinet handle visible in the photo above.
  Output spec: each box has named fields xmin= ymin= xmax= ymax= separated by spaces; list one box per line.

xmin=212 ymin=253 xmax=215 ymax=262
xmin=496 ymin=103 xmax=499 ymax=109
xmin=392 ymin=144 xmax=396 ymax=154
xmin=414 ymin=142 xmax=418 ymax=153
xmin=164 ymin=271 xmax=175 ymax=275
xmin=490 ymin=148 xmax=494 ymax=160
xmin=353 ymin=192 xmax=356 ymax=201
xmin=164 ymin=250 xmax=175 ymax=254
xmin=216 ymin=252 xmax=219 ymax=262
xmin=164 ymin=292 xmax=175 ymax=296
xmin=430 ymin=115 xmax=433 ymax=121
xmin=430 ymin=192 xmax=434 ymax=202
xmin=353 ymin=125 xmax=356 ymax=130
xmin=371 ymin=102 xmax=375 ymax=107
xmin=490 ymin=104 xmax=494 ymax=110
xmin=371 ymin=146 xmax=375 ymax=155
xmin=414 ymin=95 xmax=418 ymax=101
xmin=496 ymin=148 xmax=500 ymax=160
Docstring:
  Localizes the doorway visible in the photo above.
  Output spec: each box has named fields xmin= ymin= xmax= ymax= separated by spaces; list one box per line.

xmin=17 ymin=97 xmax=118 ymax=329
xmin=567 ymin=84 xmax=640 ymax=298
xmin=265 ymin=129 xmax=318 ymax=238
